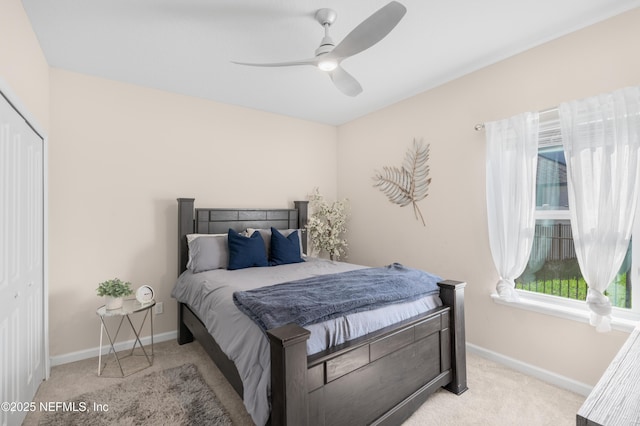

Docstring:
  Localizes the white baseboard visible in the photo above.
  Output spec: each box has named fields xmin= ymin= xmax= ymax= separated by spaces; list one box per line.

xmin=49 ymin=331 xmax=177 ymax=367
xmin=467 ymin=342 xmax=593 ymax=397
xmin=50 ymin=333 xmax=593 ymax=396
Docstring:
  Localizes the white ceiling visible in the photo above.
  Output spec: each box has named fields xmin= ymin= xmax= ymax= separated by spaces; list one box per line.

xmin=22 ymin=0 xmax=640 ymax=125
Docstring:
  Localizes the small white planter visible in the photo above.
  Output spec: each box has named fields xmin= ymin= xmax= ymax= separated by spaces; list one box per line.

xmin=105 ymin=296 xmax=123 ymax=310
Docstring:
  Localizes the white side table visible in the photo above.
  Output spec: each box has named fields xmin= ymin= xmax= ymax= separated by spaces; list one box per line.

xmin=96 ymin=298 xmax=155 ymax=377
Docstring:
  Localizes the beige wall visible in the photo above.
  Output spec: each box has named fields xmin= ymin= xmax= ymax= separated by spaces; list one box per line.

xmin=6 ymin=0 xmax=639 ymax=386
xmin=0 ymin=0 xmax=49 ymax=131
xmin=48 ymin=69 xmax=338 ymax=356
xmin=337 ymin=8 xmax=640 ymax=386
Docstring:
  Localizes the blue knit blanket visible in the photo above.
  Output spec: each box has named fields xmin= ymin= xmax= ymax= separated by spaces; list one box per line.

xmin=232 ymin=263 xmax=442 ymax=332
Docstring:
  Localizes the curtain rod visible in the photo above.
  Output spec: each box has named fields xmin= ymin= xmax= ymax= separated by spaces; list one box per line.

xmin=474 ymin=107 xmax=559 ymax=131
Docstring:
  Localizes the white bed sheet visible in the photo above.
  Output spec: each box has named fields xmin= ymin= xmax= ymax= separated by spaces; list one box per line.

xmin=171 ymin=257 xmax=442 ymax=426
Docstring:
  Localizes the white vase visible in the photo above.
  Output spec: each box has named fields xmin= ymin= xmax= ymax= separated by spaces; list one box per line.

xmin=105 ymin=296 xmax=123 ymax=310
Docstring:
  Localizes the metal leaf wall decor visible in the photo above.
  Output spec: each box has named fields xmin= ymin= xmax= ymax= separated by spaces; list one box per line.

xmin=372 ymin=138 xmax=431 ymax=226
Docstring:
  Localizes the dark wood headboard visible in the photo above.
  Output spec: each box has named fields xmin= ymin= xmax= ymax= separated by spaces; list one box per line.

xmin=177 ymin=198 xmax=309 ymax=275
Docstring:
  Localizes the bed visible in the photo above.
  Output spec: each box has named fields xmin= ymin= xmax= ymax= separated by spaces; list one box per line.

xmin=173 ymin=198 xmax=467 ymax=425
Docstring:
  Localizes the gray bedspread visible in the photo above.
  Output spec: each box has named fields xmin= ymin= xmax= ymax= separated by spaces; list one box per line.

xmin=171 ymin=258 xmax=442 ymax=426
xmin=233 ymin=263 xmax=441 ymax=332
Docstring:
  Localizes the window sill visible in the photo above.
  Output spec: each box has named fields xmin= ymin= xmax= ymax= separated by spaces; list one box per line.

xmin=491 ymin=291 xmax=639 ymax=333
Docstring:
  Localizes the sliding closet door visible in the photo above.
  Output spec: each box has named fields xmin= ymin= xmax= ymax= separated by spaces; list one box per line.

xmin=0 ymin=93 xmax=45 ymax=426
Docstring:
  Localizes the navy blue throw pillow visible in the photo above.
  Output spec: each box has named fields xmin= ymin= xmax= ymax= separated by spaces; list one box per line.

xmin=227 ymin=229 xmax=268 ymax=270
xmin=269 ymin=227 xmax=304 ymax=266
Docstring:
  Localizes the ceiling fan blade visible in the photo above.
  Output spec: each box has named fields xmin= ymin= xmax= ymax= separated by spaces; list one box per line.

xmin=329 ymin=1 xmax=406 ymax=60
xmin=232 ymin=58 xmax=317 ymax=67
xmin=329 ymin=66 xmax=363 ymax=97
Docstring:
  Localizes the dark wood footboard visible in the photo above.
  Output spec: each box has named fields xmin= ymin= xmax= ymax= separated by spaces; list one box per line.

xmin=267 ymin=280 xmax=467 ymax=426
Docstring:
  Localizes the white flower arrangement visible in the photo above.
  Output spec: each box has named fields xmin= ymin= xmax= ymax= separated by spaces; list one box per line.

xmin=307 ymin=188 xmax=349 ymax=260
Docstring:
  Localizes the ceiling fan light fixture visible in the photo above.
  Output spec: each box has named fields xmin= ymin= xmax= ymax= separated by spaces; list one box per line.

xmin=318 ymin=58 xmax=338 ymax=71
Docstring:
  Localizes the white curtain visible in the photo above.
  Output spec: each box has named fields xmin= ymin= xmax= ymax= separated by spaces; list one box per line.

xmin=486 ymin=112 xmax=540 ymax=301
xmin=559 ymin=87 xmax=640 ymax=332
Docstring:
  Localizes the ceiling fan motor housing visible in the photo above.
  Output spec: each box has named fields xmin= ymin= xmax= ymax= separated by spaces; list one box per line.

xmin=315 ymin=37 xmax=335 ymax=56
xmin=315 ymin=8 xmax=337 ymax=56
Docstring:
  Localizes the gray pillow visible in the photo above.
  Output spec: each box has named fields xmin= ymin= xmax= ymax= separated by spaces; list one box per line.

xmin=187 ymin=234 xmax=228 ymax=273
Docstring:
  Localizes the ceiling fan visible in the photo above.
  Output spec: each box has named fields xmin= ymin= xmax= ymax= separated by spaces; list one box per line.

xmin=232 ymin=2 xmax=407 ymax=97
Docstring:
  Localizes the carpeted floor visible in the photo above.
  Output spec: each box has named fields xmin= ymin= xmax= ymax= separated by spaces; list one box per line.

xmin=25 ymin=340 xmax=254 ymax=426
xmin=403 ymin=354 xmax=585 ymax=426
xmin=37 ymin=363 xmax=232 ymax=426
xmin=25 ymin=339 xmax=585 ymax=426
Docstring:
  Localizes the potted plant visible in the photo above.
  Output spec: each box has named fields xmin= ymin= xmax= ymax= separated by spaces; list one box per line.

xmin=97 ymin=278 xmax=134 ymax=310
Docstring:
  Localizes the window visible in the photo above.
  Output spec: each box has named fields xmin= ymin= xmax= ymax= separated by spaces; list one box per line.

xmin=514 ymin=111 xmax=638 ymax=315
